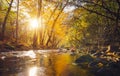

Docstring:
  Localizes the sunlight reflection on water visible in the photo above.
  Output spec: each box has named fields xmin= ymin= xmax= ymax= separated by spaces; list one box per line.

xmin=28 ymin=66 xmax=46 ymax=76
xmin=24 ymin=50 xmax=36 ymax=58
xmin=29 ymin=67 xmax=37 ymax=76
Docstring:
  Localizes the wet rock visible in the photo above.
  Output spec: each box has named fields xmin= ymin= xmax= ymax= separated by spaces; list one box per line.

xmin=75 ymin=54 xmax=94 ymax=63
xmin=88 ymin=61 xmax=100 ymax=68
xmin=93 ymin=52 xmax=103 ymax=57
xmin=90 ymin=50 xmax=97 ymax=54
xmin=101 ymin=48 xmax=108 ymax=52
xmin=75 ymin=54 xmax=94 ymax=69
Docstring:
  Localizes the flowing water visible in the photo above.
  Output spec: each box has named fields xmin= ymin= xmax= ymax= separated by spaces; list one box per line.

xmin=0 ymin=50 xmax=93 ymax=76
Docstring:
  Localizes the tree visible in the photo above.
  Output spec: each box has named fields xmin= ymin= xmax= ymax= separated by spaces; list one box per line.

xmin=69 ymin=0 xmax=120 ymax=46
xmin=16 ymin=0 xmax=19 ymax=43
xmin=1 ymin=0 xmax=14 ymax=41
xmin=66 ymin=8 xmax=89 ymax=48
xmin=45 ymin=0 xmax=69 ymax=48
xmin=16 ymin=0 xmax=68 ymax=49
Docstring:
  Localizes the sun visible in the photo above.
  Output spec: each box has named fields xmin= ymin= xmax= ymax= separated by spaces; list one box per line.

xmin=30 ymin=19 xmax=38 ymax=29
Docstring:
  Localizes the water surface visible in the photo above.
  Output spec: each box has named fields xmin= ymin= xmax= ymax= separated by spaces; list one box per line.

xmin=0 ymin=50 xmax=93 ymax=76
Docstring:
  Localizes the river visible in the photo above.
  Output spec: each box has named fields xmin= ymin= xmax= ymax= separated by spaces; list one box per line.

xmin=0 ymin=50 xmax=93 ymax=76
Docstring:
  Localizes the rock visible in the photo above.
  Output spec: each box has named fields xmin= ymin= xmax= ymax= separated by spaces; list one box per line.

xmin=75 ymin=54 xmax=94 ymax=63
xmin=90 ymin=50 xmax=97 ymax=54
xmin=93 ymin=52 xmax=103 ymax=57
xmin=88 ymin=61 xmax=99 ymax=68
xmin=97 ymin=63 xmax=104 ymax=67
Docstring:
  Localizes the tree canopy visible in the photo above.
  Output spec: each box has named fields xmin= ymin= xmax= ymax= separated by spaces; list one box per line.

xmin=0 ymin=0 xmax=120 ymax=50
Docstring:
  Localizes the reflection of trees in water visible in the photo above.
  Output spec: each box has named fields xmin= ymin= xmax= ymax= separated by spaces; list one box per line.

xmin=45 ymin=53 xmax=76 ymax=76
xmin=40 ymin=55 xmax=44 ymax=66
xmin=38 ymin=52 xmax=57 ymax=76
xmin=45 ymin=52 xmax=56 ymax=76
xmin=45 ymin=53 xmax=92 ymax=76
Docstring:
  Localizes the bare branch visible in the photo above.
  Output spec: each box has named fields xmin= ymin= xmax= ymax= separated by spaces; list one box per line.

xmin=81 ymin=1 xmax=117 ymax=17
xmin=77 ymin=4 xmax=116 ymax=21
xmin=6 ymin=0 xmax=10 ymax=5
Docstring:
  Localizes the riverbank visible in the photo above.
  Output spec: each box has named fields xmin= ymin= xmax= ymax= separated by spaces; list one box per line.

xmin=0 ymin=41 xmax=61 ymax=52
xmin=0 ymin=41 xmax=32 ymax=51
xmin=74 ymin=52 xmax=120 ymax=76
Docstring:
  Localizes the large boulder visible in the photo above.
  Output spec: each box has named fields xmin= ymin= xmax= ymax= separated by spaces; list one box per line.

xmin=75 ymin=54 xmax=94 ymax=63
xmin=75 ymin=54 xmax=94 ymax=68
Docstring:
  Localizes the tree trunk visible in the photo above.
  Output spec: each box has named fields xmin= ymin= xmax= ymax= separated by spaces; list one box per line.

xmin=32 ymin=0 xmax=42 ymax=49
xmin=46 ymin=0 xmax=69 ymax=47
xmin=1 ymin=0 xmax=14 ymax=41
xmin=38 ymin=0 xmax=43 ymax=47
xmin=33 ymin=30 xmax=37 ymax=49
xmin=16 ymin=0 xmax=19 ymax=43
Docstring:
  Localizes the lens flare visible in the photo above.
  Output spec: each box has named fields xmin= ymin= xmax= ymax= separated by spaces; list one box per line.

xmin=30 ymin=19 xmax=38 ymax=29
